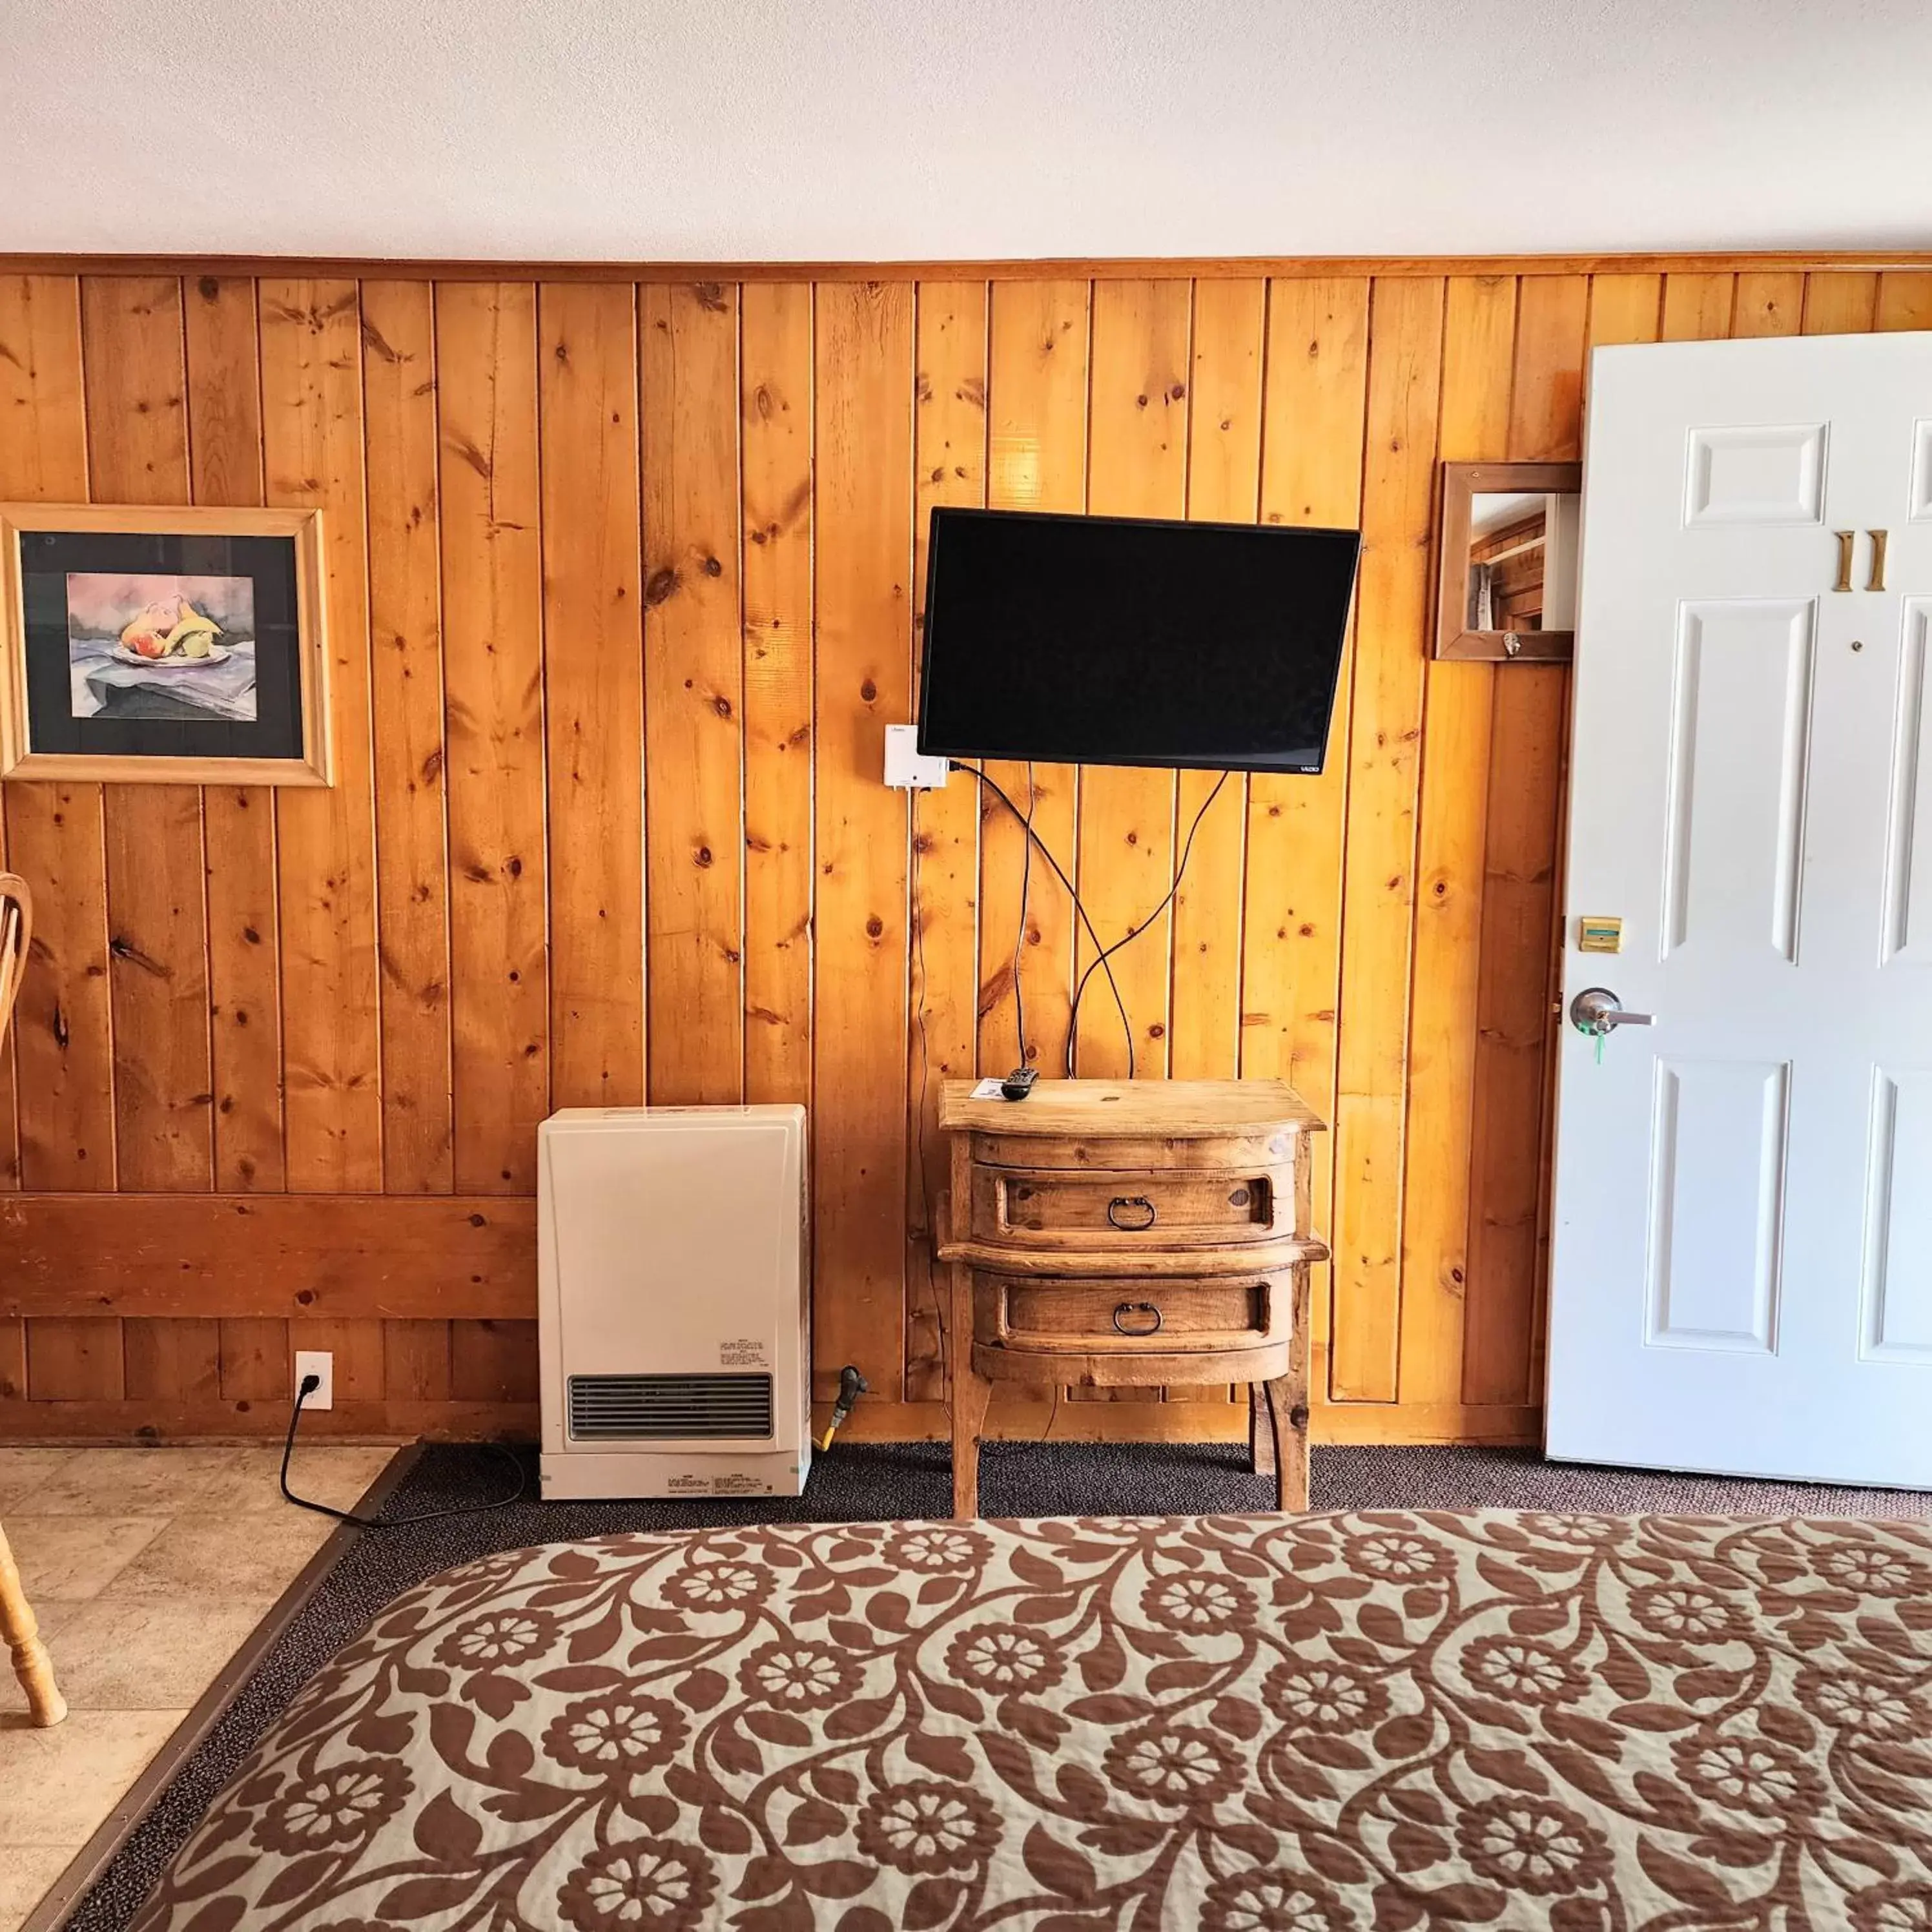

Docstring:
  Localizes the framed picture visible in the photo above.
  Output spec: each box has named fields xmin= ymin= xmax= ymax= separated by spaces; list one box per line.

xmin=0 ymin=504 xmax=331 ymax=785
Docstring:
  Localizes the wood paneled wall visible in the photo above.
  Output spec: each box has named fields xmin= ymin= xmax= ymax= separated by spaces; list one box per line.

xmin=2 ymin=258 xmax=1926 ymax=1444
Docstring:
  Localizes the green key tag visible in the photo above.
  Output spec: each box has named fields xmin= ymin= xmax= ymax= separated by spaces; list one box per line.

xmin=1594 ymin=1028 xmax=1605 ymax=1066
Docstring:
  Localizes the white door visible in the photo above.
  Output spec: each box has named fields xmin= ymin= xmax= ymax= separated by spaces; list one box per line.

xmin=1547 ymin=330 xmax=1932 ymax=1484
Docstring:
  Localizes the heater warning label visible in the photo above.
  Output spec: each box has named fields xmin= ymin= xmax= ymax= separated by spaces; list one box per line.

xmin=664 ymin=1474 xmax=714 ymax=1495
xmin=719 ymin=1337 xmax=770 ymax=1368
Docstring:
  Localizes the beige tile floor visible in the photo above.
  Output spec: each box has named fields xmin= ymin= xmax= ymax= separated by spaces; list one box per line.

xmin=0 ymin=1443 xmax=395 ymax=1932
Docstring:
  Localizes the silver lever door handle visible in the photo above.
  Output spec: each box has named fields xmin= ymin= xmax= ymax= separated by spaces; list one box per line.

xmin=1569 ymin=987 xmax=1654 ymax=1033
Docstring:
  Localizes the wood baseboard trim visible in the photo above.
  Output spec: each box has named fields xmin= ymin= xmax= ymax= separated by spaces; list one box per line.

xmin=0 ymin=1399 xmax=537 ymax=1443
xmin=816 ymin=1397 xmax=1541 ymax=1447
xmin=0 ymin=1395 xmax=1537 ymax=1448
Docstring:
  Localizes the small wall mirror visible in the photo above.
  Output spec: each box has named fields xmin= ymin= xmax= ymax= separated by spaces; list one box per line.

xmin=1434 ymin=461 xmax=1582 ymax=661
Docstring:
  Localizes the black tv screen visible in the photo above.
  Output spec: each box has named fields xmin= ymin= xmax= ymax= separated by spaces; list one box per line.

xmin=917 ymin=508 xmax=1359 ymax=775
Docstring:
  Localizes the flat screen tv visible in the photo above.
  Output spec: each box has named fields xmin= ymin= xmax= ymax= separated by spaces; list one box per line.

xmin=917 ymin=507 xmax=1359 ymax=775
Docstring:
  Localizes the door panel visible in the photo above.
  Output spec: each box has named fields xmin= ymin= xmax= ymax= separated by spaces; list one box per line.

xmin=1861 ymin=1068 xmax=1932 ymax=1362
xmin=1549 ymin=329 xmax=1932 ymax=1484
xmin=1663 ymin=601 xmax=1815 ymax=963
xmin=1684 ymin=422 xmax=1826 ymax=526
xmin=1646 ymin=1058 xmax=1787 ymax=1353
xmin=1881 ymin=601 xmax=1932 ymax=965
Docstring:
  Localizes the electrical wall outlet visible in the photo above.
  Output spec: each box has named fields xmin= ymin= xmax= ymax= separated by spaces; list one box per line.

xmin=294 ymin=1349 xmax=334 ymax=1411
xmin=883 ymin=724 xmax=951 ymax=790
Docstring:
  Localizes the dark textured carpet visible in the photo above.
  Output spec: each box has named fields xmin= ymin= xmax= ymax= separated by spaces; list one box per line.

xmin=59 ymin=1439 xmax=1932 ymax=1932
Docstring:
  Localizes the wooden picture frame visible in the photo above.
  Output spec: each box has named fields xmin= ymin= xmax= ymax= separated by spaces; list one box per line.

xmin=1434 ymin=462 xmax=1581 ymax=662
xmin=0 ymin=503 xmax=331 ymax=785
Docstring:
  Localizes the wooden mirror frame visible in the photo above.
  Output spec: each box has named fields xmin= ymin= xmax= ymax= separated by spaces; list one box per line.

xmin=1434 ymin=461 xmax=1582 ymax=662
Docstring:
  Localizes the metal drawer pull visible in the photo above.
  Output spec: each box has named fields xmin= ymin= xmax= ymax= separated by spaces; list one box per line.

xmin=1113 ymin=1301 xmax=1164 ymax=1336
xmin=1107 ymin=1195 xmax=1158 ymax=1230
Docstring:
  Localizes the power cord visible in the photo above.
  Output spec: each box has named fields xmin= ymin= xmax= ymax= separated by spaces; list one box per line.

xmin=949 ymin=761 xmax=1136 ymax=1076
xmin=1064 ymin=770 xmax=1230 ymax=1079
xmin=1009 ymin=761 xmax=1035 ymax=1072
xmin=280 ymin=1373 xmax=528 ymax=1528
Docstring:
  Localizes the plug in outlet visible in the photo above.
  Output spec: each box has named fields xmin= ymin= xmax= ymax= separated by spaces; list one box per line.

xmin=294 ymin=1350 xmax=334 ymax=1412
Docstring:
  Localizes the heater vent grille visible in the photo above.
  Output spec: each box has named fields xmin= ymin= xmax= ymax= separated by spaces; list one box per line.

xmin=568 ymin=1372 xmax=775 ymax=1441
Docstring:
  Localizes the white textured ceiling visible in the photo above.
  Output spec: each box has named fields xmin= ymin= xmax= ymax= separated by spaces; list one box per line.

xmin=7 ymin=0 xmax=1931 ymax=262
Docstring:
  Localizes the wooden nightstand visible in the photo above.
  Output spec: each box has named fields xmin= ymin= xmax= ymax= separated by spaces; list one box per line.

xmin=936 ymin=1078 xmax=1329 ymax=1516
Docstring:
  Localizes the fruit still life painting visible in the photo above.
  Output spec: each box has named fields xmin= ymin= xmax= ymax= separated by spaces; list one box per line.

xmin=66 ymin=572 xmax=257 ymax=723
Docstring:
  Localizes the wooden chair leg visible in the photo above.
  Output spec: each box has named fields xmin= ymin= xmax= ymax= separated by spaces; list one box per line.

xmin=0 ymin=1521 xmax=67 ymax=1726
xmin=949 ymin=1265 xmax=992 ymax=1519
xmin=1249 ymin=1383 xmax=1278 ymax=1479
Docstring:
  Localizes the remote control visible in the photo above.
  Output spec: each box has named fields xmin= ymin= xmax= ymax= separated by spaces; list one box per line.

xmin=1000 ymin=1067 xmax=1038 ymax=1102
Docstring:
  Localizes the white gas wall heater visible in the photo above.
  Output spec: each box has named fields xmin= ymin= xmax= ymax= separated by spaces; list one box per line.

xmin=537 ymin=1106 xmax=810 ymax=1499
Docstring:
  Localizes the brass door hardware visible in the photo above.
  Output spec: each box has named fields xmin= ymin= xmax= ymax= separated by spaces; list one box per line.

xmin=1868 ymin=529 xmax=1889 ymax=593
xmin=1834 ymin=531 xmax=1856 ymax=592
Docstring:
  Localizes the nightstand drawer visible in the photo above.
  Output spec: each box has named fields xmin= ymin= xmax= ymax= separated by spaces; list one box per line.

xmin=975 ymin=1271 xmax=1284 ymax=1351
xmin=967 ymin=1164 xmax=1288 ymax=1248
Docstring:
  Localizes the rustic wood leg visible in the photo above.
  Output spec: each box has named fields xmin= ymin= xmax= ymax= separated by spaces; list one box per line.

xmin=1265 ymin=1264 xmax=1313 ymax=1512
xmin=949 ymin=1265 xmax=992 ymax=1518
xmin=1264 ymin=1375 xmax=1310 ymax=1513
xmin=0 ymin=1521 xmax=66 ymax=1726
xmin=1249 ymin=1384 xmax=1277 ymax=1479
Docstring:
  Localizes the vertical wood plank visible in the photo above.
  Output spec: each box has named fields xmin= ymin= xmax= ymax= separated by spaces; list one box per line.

xmin=437 ymin=282 xmax=549 ymax=1191
xmin=908 ymin=279 xmax=987 ymax=1401
xmin=362 ymin=281 xmax=453 ymax=1191
xmin=539 ymin=283 xmax=644 ymax=1107
xmin=82 ymin=276 xmax=213 ymax=1195
xmin=641 ymin=282 xmax=745 ymax=1104
xmin=1875 ymin=273 xmax=1932 ymax=331
xmin=1461 ymin=275 xmax=1590 ymax=1408
xmin=1164 ymin=278 xmax=1264 ymax=1403
xmin=218 ymin=1317 xmax=289 ymax=1403
xmin=0 ymin=1322 xmax=25 ymax=1399
xmin=124 ymin=1319 xmax=221 ymax=1402
xmin=1241 ymin=276 xmax=1370 ymax=1405
xmin=740 ymin=284 xmax=815 ymax=1109
xmin=978 ymin=280 xmax=1089 ymax=1078
xmin=1330 ymin=276 xmax=1445 ymax=1404
xmin=26 ymin=1320 xmax=124 ymax=1401
xmin=1732 ymin=272 xmax=1805 ymax=338
xmin=1397 ymin=273 xmax=1516 ymax=1410
xmin=1660 ymin=272 xmax=1736 ymax=341
xmin=384 ymin=1319 xmax=453 ymax=1401
xmin=0 ymin=275 xmax=114 ymax=1192
xmin=1582 ymin=274 xmax=1661 ymax=351
xmin=260 ymin=280 xmax=382 ymax=1191
xmin=185 ymin=276 xmax=284 ymax=1192
xmin=1170 ymin=279 xmax=1263 ymax=1085
xmin=1803 ymin=274 xmax=1880 ymax=334
xmin=450 ymin=1319 xmax=540 ymax=1403
xmin=1075 ymin=280 xmax=1191 ymax=1081
xmin=814 ymin=282 xmax=914 ymax=1401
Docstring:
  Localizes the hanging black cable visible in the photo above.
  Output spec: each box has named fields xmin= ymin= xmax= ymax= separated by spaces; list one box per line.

xmin=949 ymin=761 xmax=1136 ymax=1076
xmin=1064 ymin=770 xmax=1231 ymax=1078
xmin=1009 ymin=761 xmax=1035 ymax=1072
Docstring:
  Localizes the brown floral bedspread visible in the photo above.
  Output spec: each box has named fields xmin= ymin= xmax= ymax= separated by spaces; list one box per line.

xmin=132 ymin=1512 xmax=1932 ymax=1931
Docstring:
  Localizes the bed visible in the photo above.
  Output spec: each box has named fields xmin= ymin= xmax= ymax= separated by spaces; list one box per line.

xmin=132 ymin=1510 xmax=1932 ymax=1930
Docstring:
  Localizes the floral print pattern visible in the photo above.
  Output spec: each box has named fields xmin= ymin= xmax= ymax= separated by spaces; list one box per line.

xmin=542 ymin=1688 xmax=687 ymax=1774
xmin=131 ymin=1511 xmax=1932 ymax=1931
